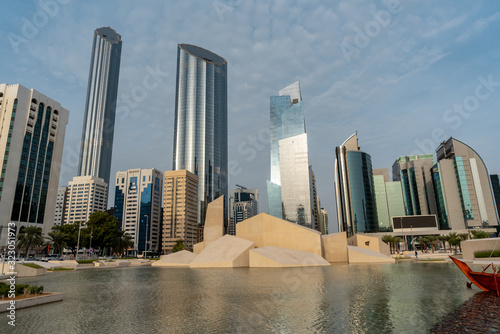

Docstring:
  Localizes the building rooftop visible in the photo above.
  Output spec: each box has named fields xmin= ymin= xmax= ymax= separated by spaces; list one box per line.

xmin=95 ymin=27 xmax=121 ymax=44
xmin=179 ymin=44 xmax=226 ymax=65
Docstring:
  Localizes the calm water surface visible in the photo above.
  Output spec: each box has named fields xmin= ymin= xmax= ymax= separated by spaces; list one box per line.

xmin=4 ymin=261 xmax=477 ymax=333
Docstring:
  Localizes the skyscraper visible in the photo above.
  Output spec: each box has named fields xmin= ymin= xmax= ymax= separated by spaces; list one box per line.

xmin=78 ymin=27 xmax=122 ymax=191
xmin=431 ymin=137 xmax=499 ymax=230
xmin=334 ymin=133 xmax=378 ymax=236
xmin=172 ymin=44 xmax=228 ymax=226
xmin=267 ymin=81 xmax=305 ymax=219
xmin=114 ymin=169 xmax=163 ymax=255
xmin=392 ymin=154 xmax=437 ymax=216
xmin=491 ymin=175 xmax=500 ymax=217
xmin=0 ymin=83 xmax=69 ymax=243
xmin=229 ymin=187 xmax=258 ymax=234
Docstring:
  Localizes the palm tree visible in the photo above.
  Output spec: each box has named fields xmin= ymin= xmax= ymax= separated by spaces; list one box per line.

xmin=448 ymin=232 xmax=460 ymax=254
xmin=471 ymin=230 xmax=490 ymax=239
xmin=427 ymin=235 xmax=439 ymax=253
xmin=114 ymin=230 xmax=134 ymax=257
xmin=381 ymin=235 xmax=394 ymax=254
xmin=393 ymin=237 xmax=402 ymax=254
xmin=17 ymin=226 xmax=44 ymax=257
xmin=457 ymin=233 xmax=470 ymax=253
xmin=45 ymin=231 xmax=70 ymax=256
xmin=438 ymin=235 xmax=450 ymax=253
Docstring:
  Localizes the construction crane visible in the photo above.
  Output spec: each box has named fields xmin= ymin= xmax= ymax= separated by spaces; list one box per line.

xmin=235 ymin=184 xmax=247 ymax=190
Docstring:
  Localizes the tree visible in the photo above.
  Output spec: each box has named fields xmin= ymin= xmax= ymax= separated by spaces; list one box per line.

xmin=51 ymin=222 xmax=80 ymax=251
xmin=448 ymin=232 xmax=460 ymax=254
xmin=114 ymin=230 xmax=134 ymax=257
xmin=85 ymin=212 xmax=120 ymax=256
xmin=382 ymin=235 xmax=394 ymax=254
xmin=393 ymin=237 xmax=402 ymax=253
xmin=471 ymin=230 xmax=490 ymax=239
xmin=46 ymin=231 xmax=70 ymax=256
xmin=438 ymin=235 xmax=450 ymax=252
xmin=172 ymin=240 xmax=185 ymax=253
xmin=17 ymin=226 xmax=44 ymax=257
xmin=427 ymin=235 xmax=439 ymax=253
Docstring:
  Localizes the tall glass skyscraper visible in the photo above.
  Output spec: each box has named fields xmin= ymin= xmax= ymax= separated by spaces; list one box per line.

xmin=172 ymin=44 xmax=228 ymax=226
xmin=78 ymin=27 xmax=122 ymax=191
xmin=334 ymin=133 xmax=378 ymax=236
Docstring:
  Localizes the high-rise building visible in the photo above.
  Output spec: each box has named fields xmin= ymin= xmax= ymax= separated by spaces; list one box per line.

xmin=229 ymin=187 xmax=258 ymax=234
xmin=64 ymin=175 xmax=107 ymax=225
xmin=373 ymin=168 xmax=405 ymax=232
xmin=334 ymin=133 xmax=378 ymax=236
xmin=78 ymin=27 xmax=122 ymax=193
xmin=431 ymin=138 xmax=499 ymax=230
xmin=392 ymin=154 xmax=437 ymax=216
xmin=491 ymin=174 xmax=500 ymax=217
xmin=172 ymin=44 xmax=227 ymax=226
xmin=279 ymin=133 xmax=314 ymax=228
xmin=162 ymin=170 xmax=199 ymax=253
xmin=54 ymin=186 xmax=68 ymax=226
xmin=267 ymin=81 xmax=305 ymax=219
xmin=114 ymin=169 xmax=163 ymax=255
xmin=0 ymin=83 xmax=69 ymax=244
xmin=310 ymin=168 xmax=322 ymax=233
xmin=320 ymin=208 xmax=329 ymax=234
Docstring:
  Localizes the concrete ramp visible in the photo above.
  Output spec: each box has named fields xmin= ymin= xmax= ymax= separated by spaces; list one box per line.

xmin=152 ymin=250 xmax=197 ymax=267
xmin=249 ymin=246 xmax=330 ymax=268
xmin=190 ymin=235 xmax=254 ymax=268
xmin=347 ymin=245 xmax=395 ymax=264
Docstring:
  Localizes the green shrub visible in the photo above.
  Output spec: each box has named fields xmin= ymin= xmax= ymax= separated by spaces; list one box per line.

xmin=15 ymin=284 xmax=29 ymax=295
xmin=0 ymin=282 xmax=9 ymax=297
xmin=25 ymin=285 xmax=43 ymax=295
xmin=76 ymin=259 xmax=95 ymax=264
xmin=23 ymin=263 xmax=44 ymax=269
xmin=474 ymin=250 xmax=500 ymax=258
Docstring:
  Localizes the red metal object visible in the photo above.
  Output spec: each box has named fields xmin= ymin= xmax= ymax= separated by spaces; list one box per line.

xmin=450 ymin=256 xmax=500 ymax=297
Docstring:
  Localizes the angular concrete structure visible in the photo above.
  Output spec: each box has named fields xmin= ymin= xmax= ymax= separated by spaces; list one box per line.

xmin=347 ymin=234 xmax=390 ymax=256
xmin=461 ymin=238 xmax=500 ymax=260
xmin=249 ymin=246 xmax=330 ymax=268
xmin=347 ymin=245 xmax=395 ymax=264
xmin=190 ymin=235 xmax=254 ymax=268
xmin=193 ymin=241 xmax=205 ymax=254
xmin=322 ymin=232 xmax=348 ymax=262
xmin=203 ymin=195 xmax=225 ymax=246
xmin=152 ymin=250 xmax=197 ymax=267
xmin=236 ymin=213 xmax=323 ymax=256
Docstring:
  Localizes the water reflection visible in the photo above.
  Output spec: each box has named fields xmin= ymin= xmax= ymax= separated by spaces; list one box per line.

xmin=4 ymin=262 xmax=476 ymax=333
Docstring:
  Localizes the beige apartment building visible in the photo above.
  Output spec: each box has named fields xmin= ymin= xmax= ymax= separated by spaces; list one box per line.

xmin=162 ymin=170 xmax=198 ymax=253
xmin=64 ymin=175 xmax=107 ymax=225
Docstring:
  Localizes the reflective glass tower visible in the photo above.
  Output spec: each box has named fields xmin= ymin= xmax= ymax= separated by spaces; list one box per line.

xmin=78 ymin=27 xmax=122 ymax=190
xmin=172 ymin=44 xmax=228 ymax=225
xmin=267 ymin=81 xmax=305 ymax=220
xmin=334 ymin=133 xmax=378 ymax=236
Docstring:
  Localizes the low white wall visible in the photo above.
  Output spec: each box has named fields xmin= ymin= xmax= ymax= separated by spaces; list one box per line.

xmin=462 ymin=238 xmax=500 ymax=260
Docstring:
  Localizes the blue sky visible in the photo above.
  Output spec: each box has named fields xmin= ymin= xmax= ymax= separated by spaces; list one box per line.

xmin=2 ymin=0 xmax=500 ymax=233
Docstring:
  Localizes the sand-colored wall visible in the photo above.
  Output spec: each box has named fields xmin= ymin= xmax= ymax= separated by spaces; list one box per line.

xmin=347 ymin=234 xmax=390 ymax=256
xmin=347 ymin=246 xmax=395 ymax=264
xmin=204 ymin=196 xmax=225 ymax=246
xmin=190 ymin=235 xmax=254 ymax=268
xmin=249 ymin=246 xmax=330 ymax=268
xmin=462 ymin=238 xmax=500 ymax=260
xmin=236 ymin=213 xmax=323 ymax=256
xmin=322 ymin=232 xmax=348 ymax=262
xmin=193 ymin=242 xmax=205 ymax=254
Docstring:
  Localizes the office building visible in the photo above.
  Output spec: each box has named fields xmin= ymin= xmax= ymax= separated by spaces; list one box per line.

xmin=320 ymin=208 xmax=329 ymax=234
xmin=114 ymin=169 xmax=163 ymax=255
xmin=373 ymin=168 xmax=405 ymax=232
xmin=267 ymin=81 xmax=305 ymax=219
xmin=229 ymin=187 xmax=258 ymax=235
xmin=491 ymin=174 xmax=500 ymax=217
xmin=54 ymin=186 xmax=68 ymax=226
xmin=310 ymin=168 xmax=322 ymax=233
xmin=78 ymin=27 xmax=122 ymax=193
xmin=392 ymin=154 xmax=437 ymax=216
xmin=162 ymin=170 xmax=199 ymax=253
xmin=172 ymin=44 xmax=227 ymax=226
xmin=334 ymin=133 xmax=378 ymax=236
xmin=64 ymin=175 xmax=107 ymax=225
xmin=431 ymin=138 xmax=499 ymax=230
xmin=0 ymin=83 xmax=69 ymax=244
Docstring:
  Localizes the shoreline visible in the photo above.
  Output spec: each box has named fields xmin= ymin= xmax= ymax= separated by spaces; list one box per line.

xmin=430 ymin=291 xmax=500 ymax=333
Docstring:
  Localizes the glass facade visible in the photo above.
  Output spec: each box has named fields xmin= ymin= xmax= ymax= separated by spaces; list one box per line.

xmin=453 ymin=157 xmax=474 ymax=221
xmin=386 ymin=181 xmax=405 ymax=227
xmin=267 ymin=81 xmax=309 ymax=222
xmin=431 ymin=164 xmax=450 ymax=229
xmin=491 ymin=175 xmax=500 ymax=217
xmin=172 ymin=44 xmax=227 ymax=226
xmin=346 ymin=151 xmax=378 ymax=233
xmin=373 ymin=175 xmax=391 ymax=232
xmin=78 ymin=27 xmax=122 ymax=190
xmin=11 ymin=101 xmax=55 ymax=224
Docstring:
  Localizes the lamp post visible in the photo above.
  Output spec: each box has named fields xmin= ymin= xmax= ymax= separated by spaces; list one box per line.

xmin=143 ymin=215 xmax=149 ymax=258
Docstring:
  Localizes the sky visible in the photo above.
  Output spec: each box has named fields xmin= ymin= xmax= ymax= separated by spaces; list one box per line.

xmin=2 ymin=0 xmax=500 ymax=233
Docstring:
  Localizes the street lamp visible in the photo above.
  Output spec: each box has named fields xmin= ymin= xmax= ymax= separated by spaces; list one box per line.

xmin=143 ymin=215 xmax=149 ymax=258
xmin=76 ymin=221 xmax=82 ymax=261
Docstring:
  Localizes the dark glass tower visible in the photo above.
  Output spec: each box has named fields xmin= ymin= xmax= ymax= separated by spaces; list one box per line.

xmin=78 ymin=27 xmax=122 ymax=190
xmin=172 ymin=44 xmax=228 ymax=225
